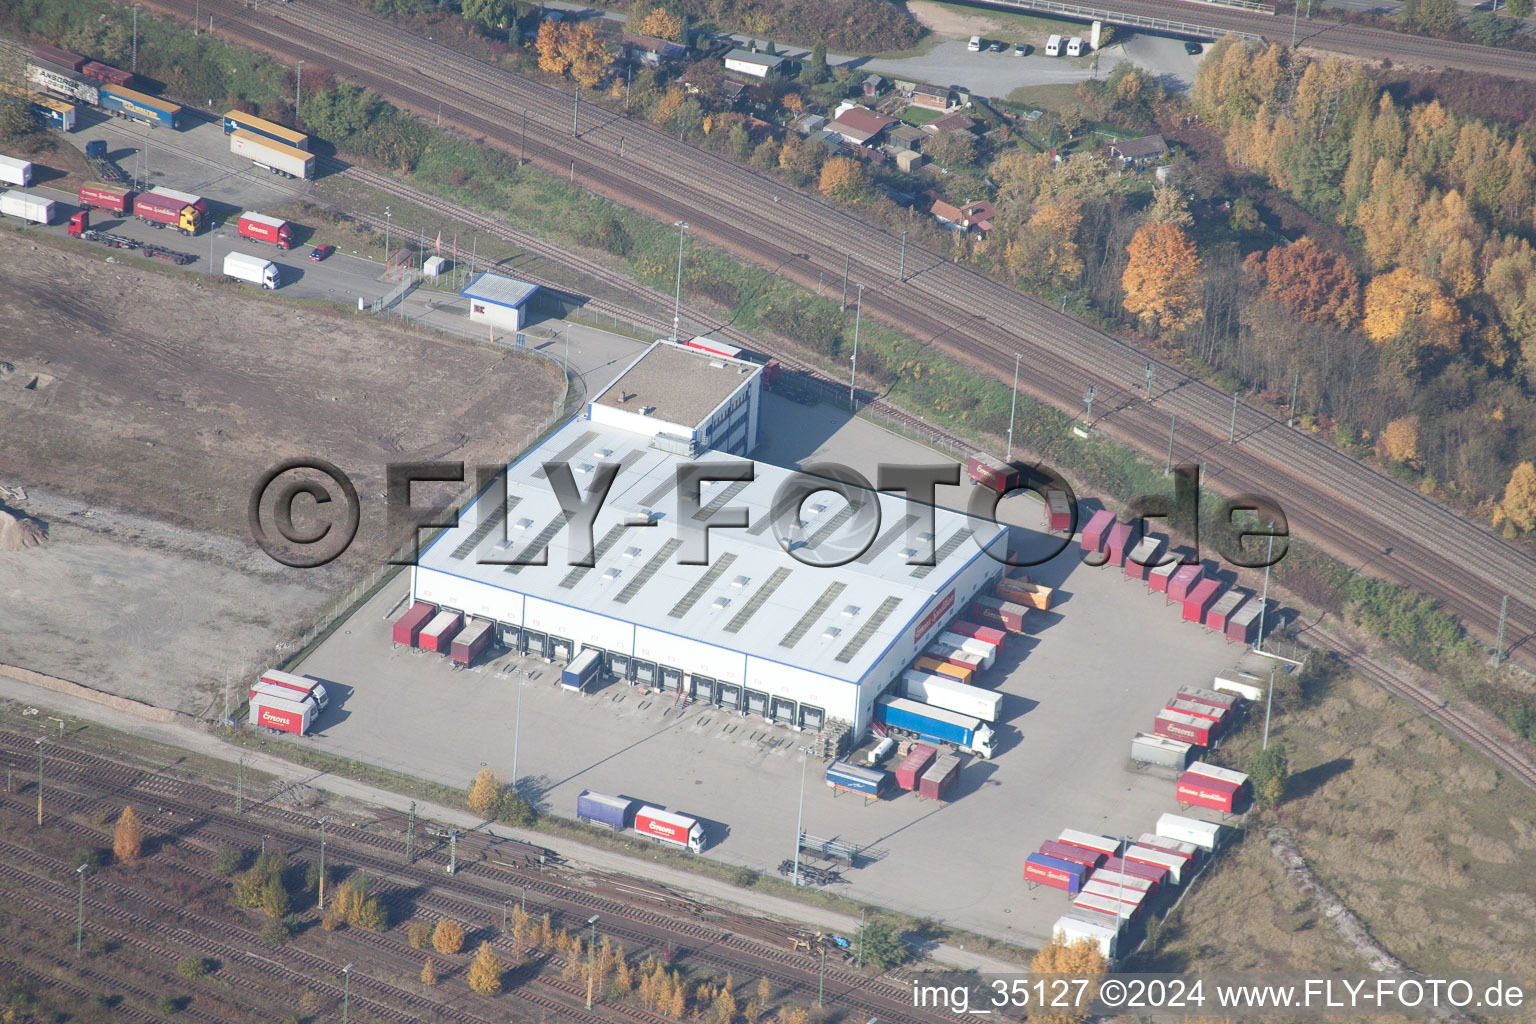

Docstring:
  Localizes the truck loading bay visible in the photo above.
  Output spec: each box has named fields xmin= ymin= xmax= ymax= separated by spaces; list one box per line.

xmin=288 ymin=394 xmax=1248 ymax=947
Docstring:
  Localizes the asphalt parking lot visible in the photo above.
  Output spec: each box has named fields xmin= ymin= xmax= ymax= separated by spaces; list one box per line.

xmin=290 ymin=394 xmax=1253 ymax=945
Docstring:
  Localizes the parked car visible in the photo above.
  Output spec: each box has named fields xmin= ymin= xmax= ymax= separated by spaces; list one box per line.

xmin=968 ymin=35 xmax=981 ymax=52
xmin=989 ymin=40 xmax=1004 ymax=52
xmin=308 ymin=243 xmax=333 ymax=261
xmin=1185 ymin=41 xmax=1203 ymax=55
xmin=1013 ymin=42 xmax=1028 ymax=56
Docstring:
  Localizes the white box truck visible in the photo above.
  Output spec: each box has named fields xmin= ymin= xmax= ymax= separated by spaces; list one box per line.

xmin=0 ymin=155 xmax=34 ymax=187
xmin=0 ymin=190 xmax=55 ymax=224
xmin=1045 ymin=34 xmax=1062 ymax=56
xmin=1067 ymin=37 xmax=1084 ymax=56
xmin=223 ymin=250 xmax=281 ymax=289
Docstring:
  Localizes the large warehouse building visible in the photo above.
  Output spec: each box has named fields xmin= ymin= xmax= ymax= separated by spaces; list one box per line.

xmin=409 ymin=342 xmax=1007 ymax=738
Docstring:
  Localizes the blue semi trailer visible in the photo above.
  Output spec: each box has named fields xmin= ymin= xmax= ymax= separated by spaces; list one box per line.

xmin=576 ymin=790 xmax=636 ymax=831
xmin=876 ymin=695 xmax=996 ymax=759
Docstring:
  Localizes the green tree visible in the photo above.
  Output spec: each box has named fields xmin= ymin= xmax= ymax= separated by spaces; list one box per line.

xmin=1403 ymin=0 xmax=1459 ymax=34
xmin=853 ymin=919 xmax=907 ymax=969
xmin=1508 ymin=0 xmax=1533 ymax=17
xmin=462 ymin=0 xmax=516 ymax=30
xmin=261 ymin=873 xmax=291 ymax=919
xmin=176 ymin=956 xmax=209 ymax=981
xmin=1245 ymin=743 xmax=1290 ymax=806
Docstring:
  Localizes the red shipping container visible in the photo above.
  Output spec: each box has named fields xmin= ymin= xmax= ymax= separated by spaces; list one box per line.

xmin=1058 ymin=829 xmax=1122 ymax=859
xmin=1167 ymin=564 xmax=1203 ymax=603
xmin=919 ymin=752 xmax=960 ymax=800
xmin=419 ymin=610 xmax=463 ymax=653
xmin=1149 ymin=558 xmax=1179 ymax=593
xmin=894 ymin=745 xmax=936 ymax=791
xmin=1081 ymin=509 xmax=1114 ymax=553
xmin=393 ymin=602 xmax=435 ymax=647
xmin=450 ymin=619 xmax=494 ymax=665
xmin=1046 ymin=489 xmax=1072 ymax=532
xmin=1101 ymin=855 xmax=1165 ymax=893
xmin=1175 ymin=687 xmax=1238 ymax=714
xmin=1025 ymin=853 xmax=1087 ymax=893
xmin=82 ymin=61 xmax=133 ymax=87
xmin=966 ymin=453 xmax=1019 ymax=493
xmin=1226 ymin=600 xmax=1262 ymax=644
xmin=1205 ymin=590 xmax=1246 ymax=633
xmin=973 ymin=594 xmax=1027 ymax=632
xmin=1123 ymin=536 xmax=1162 ymax=581
xmin=1104 ymin=522 xmax=1133 ymax=568
xmin=78 ymin=182 xmax=134 ymax=215
xmin=34 ymin=44 xmax=87 ymax=72
xmin=1176 ymin=772 xmax=1242 ymax=814
xmin=1167 ymin=697 xmax=1227 ymax=731
xmin=1154 ymin=709 xmax=1212 ymax=747
xmin=948 ymin=619 xmax=1006 ymax=651
xmin=1182 ymin=579 xmax=1223 ymax=623
xmin=1039 ymin=839 xmax=1103 ymax=869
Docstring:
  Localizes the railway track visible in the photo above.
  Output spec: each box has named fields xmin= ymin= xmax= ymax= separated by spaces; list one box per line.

xmin=0 ymin=730 xmax=947 ymax=1024
xmin=129 ymin=0 xmax=1536 ymax=687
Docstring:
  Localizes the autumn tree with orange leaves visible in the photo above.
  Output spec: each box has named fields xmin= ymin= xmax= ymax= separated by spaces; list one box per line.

xmin=636 ymin=6 xmax=683 ymax=41
xmin=1122 ymin=222 xmax=1203 ymax=332
xmin=1243 ymin=237 xmax=1362 ymax=329
xmin=819 ymin=157 xmax=869 ymax=202
xmin=536 ymin=22 xmax=613 ymax=87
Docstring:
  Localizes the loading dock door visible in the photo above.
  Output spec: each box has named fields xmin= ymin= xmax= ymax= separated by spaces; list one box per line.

xmin=799 ymin=704 xmax=825 ymax=731
xmin=523 ymin=630 xmax=548 ymax=659
xmin=717 ymin=682 xmax=741 ymax=710
xmin=743 ymin=688 xmax=769 ymax=718
xmin=632 ymin=660 xmax=656 ymax=685
xmin=771 ymin=696 xmax=798 ymax=724
xmin=605 ymin=651 xmax=630 ymax=680
xmin=659 ymin=665 xmax=683 ymax=694
xmin=498 ymin=625 xmax=524 ymax=653
xmin=692 ymin=675 xmax=717 ymax=704
xmin=550 ymin=636 xmax=573 ymax=662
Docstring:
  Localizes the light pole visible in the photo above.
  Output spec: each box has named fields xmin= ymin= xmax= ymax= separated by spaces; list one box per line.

xmin=1006 ymin=353 xmax=1021 ymax=462
xmin=1145 ymin=362 xmax=1154 ymax=401
xmin=512 ymin=670 xmax=524 ymax=788
xmin=132 ymin=4 xmax=140 ymax=74
xmin=384 ymin=207 xmax=391 ymax=266
xmin=792 ymin=746 xmax=812 ymax=886
xmin=341 ymin=964 xmax=352 ymax=1024
xmin=1083 ymin=384 xmax=1095 ymax=428
xmin=1256 ymin=524 xmax=1275 ymax=652
xmin=848 ymin=284 xmax=863 ymax=410
xmin=34 ymin=737 xmax=46 ymax=826
xmin=671 ymin=221 xmax=688 ymax=342
xmin=76 ymin=863 xmax=88 ymax=955
xmin=585 ymin=914 xmax=600 ymax=1008
xmin=316 ymin=815 xmax=332 ymax=910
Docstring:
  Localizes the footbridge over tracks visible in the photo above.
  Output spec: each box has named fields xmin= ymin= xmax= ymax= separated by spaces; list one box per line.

xmin=960 ymin=0 xmax=1272 ymax=40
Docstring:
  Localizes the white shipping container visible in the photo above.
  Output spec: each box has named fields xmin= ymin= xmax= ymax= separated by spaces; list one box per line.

xmin=1125 ymin=844 xmax=1187 ymax=885
xmin=1156 ymin=812 xmax=1222 ymax=852
xmin=1138 ymin=833 xmax=1200 ymax=859
xmin=0 ymin=155 xmax=33 ymax=187
xmin=900 ymin=670 xmax=1002 ymax=722
xmin=1082 ymin=878 xmax=1147 ymax=906
xmin=1058 ymin=829 xmax=1121 ymax=858
xmin=1187 ymin=760 xmax=1249 ymax=788
xmin=0 ymin=190 xmax=54 ymax=224
xmin=1214 ymin=670 xmax=1264 ymax=702
xmin=1130 ymin=732 xmax=1192 ymax=768
xmin=1053 ymin=914 xmax=1118 ymax=960
xmin=230 ymin=130 xmax=315 ymax=179
xmin=936 ymin=631 xmax=997 ymax=667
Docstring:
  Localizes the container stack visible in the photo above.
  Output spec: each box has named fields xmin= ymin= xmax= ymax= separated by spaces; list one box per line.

xmin=893 ymin=744 xmax=937 ymax=791
xmin=918 ymin=752 xmax=961 ymax=801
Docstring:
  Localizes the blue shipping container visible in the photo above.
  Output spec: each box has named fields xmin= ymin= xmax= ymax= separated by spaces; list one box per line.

xmin=576 ymin=790 xmax=636 ymax=830
xmin=1025 ymin=853 xmax=1088 ymax=894
xmin=825 ymin=761 xmax=889 ymax=796
xmin=562 ymin=649 xmax=602 ymax=691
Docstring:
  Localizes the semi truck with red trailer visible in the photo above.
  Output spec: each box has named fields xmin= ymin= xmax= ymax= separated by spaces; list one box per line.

xmin=633 ymin=805 xmax=706 ymax=852
xmin=249 ymin=685 xmax=317 ymax=735
xmin=134 ymin=187 xmax=205 ymax=234
xmin=237 ymin=211 xmax=295 ymax=249
xmin=965 ymin=453 xmax=1019 ymax=493
xmin=78 ymin=181 xmax=133 ymax=214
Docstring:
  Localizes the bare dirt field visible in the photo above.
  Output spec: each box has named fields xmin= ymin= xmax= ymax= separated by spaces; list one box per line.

xmin=0 ymin=237 xmax=562 ymax=712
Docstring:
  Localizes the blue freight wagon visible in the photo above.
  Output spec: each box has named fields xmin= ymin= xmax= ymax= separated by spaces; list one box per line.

xmin=98 ymin=84 xmax=182 ymax=129
xmin=825 ymin=760 xmax=890 ymax=797
xmin=576 ymin=790 xmax=636 ymax=831
xmin=876 ymin=695 xmax=995 ymax=759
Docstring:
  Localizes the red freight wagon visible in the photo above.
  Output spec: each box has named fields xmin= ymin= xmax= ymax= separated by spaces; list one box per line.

xmin=33 ymin=44 xmax=87 ymax=72
xmin=1167 ymin=698 xmax=1226 ymax=731
xmin=1104 ymin=522 xmax=1133 ymax=568
xmin=1081 ymin=509 xmax=1114 ymax=553
xmin=1058 ymin=829 xmax=1121 ymax=859
xmin=966 ymin=453 xmax=1020 ymax=493
xmin=1205 ymin=590 xmax=1246 ymax=633
xmin=1101 ymin=855 xmax=1166 ymax=892
xmin=392 ymin=602 xmax=435 ymax=647
xmin=78 ymin=182 xmax=134 ymax=214
xmin=948 ymin=620 xmax=1007 ymax=651
xmin=1025 ymin=853 xmax=1088 ymax=893
xmin=1155 ymin=709 xmax=1213 ymax=747
xmin=1039 ymin=839 xmax=1104 ymax=869
xmin=1125 ymin=844 xmax=1188 ymax=885
xmin=82 ymin=61 xmax=133 ymax=87
xmin=1176 ymin=772 xmax=1242 ymax=814
xmin=919 ymin=752 xmax=961 ymax=801
xmin=1226 ymin=600 xmax=1262 ymax=645
xmin=1124 ymin=536 xmax=1162 ymax=580
xmin=1046 ymin=489 xmax=1072 ymax=532
xmin=1148 ymin=558 xmax=1179 ymax=593
xmin=419 ymin=610 xmax=463 ymax=653
xmin=1182 ymin=579 xmax=1223 ymax=623
xmin=972 ymin=595 xmax=1027 ymax=632
xmin=1167 ymin=564 xmax=1203 ymax=603
xmin=1176 ymin=687 xmax=1238 ymax=714
xmin=450 ymin=619 xmax=494 ymax=665
xmin=894 ymin=744 xmax=937 ymax=791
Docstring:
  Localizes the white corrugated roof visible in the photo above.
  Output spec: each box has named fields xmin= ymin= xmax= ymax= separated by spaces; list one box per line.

xmin=460 ymin=272 xmax=539 ymax=308
xmin=416 ymin=417 xmax=1005 ymax=683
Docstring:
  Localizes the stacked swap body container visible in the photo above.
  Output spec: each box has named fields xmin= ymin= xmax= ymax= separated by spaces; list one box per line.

xmin=1226 ymin=600 xmax=1262 ymax=645
xmin=1154 ymin=708 xmax=1214 ymax=747
xmin=1039 ymin=839 xmax=1104 ymax=869
xmin=419 ymin=610 xmax=463 ymax=653
xmin=1125 ymin=844 xmax=1189 ymax=885
xmin=1124 ymin=536 xmax=1162 ymax=581
xmin=1183 ymin=579 xmax=1224 ymax=624
xmin=1167 ymin=697 xmax=1227 ymax=733
xmin=450 ymin=619 xmax=495 ymax=666
xmin=1148 ymin=558 xmax=1179 ymax=593
xmin=576 ymin=790 xmax=636 ymax=830
xmin=893 ymin=745 xmax=936 ymax=790
xmin=1205 ymin=590 xmax=1246 ymax=634
xmin=971 ymin=594 xmax=1027 ymax=632
xmin=1100 ymin=855 xmax=1166 ymax=893
xmin=947 ymin=620 xmax=1007 ymax=651
xmin=996 ymin=574 xmax=1053 ymax=611
xmin=1167 ymin=564 xmax=1203 ymax=604
xmin=918 ymin=752 xmax=961 ymax=801
xmin=914 ymin=656 xmax=973 ymax=685
xmin=1059 ymin=830 xmax=1122 ymax=859
xmin=1214 ymin=670 xmax=1265 ymax=703
xmin=826 ymin=760 xmax=890 ymax=797
xmin=393 ymin=602 xmax=435 ymax=646
xmin=1081 ymin=509 xmax=1114 ymax=553
xmin=1156 ymin=812 xmax=1222 ymax=852
xmin=1072 ymin=891 xmax=1136 ymax=923
xmin=1046 ymin=489 xmax=1072 ymax=532
xmin=1104 ymin=522 xmax=1133 ymax=568
xmin=1130 ymin=732 xmax=1193 ymax=769
xmin=1176 ymin=771 xmax=1243 ymax=814
xmin=1024 ymin=852 xmax=1087 ymax=893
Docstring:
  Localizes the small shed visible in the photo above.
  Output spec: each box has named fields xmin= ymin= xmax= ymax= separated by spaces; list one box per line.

xmin=422 ymin=255 xmax=449 ymax=278
xmin=862 ymin=73 xmax=887 ymax=98
xmin=911 ymin=83 xmax=952 ymax=111
xmin=895 ymin=149 xmax=924 ymax=172
xmin=723 ymin=48 xmax=786 ymax=79
xmin=1108 ymin=133 xmax=1168 ymax=167
xmin=460 ymin=272 xmax=540 ymax=333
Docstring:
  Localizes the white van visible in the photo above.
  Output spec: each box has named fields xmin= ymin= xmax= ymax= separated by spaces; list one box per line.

xmin=1067 ymin=36 xmax=1084 ymax=57
xmin=1045 ymin=34 xmax=1062 ymax=57
xmin=968 ymin=35 xmax=982 ymax=52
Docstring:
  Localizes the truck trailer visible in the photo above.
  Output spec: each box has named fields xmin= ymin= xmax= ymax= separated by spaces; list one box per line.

xmin=237 ymin=211 xmax=295 ymax=248
xmin=255 ymin=668 xmax=330 ymax=711
xmin=1156 ymin=812 xmax=1222 ymax=852
xmin=0 ymin=155 xmax=33 ymax=187
xmin=0 ymin=190 xmax=54 ymax=224
xmin=223 ymin=250 xmax=281 ymax=290
xmin=1053 ymin=914 xmax=1118 ymax=961
xmin=135 ymin=187 xmax=205 ymax=234
xmin=249 ymin=687 xmax=316 ymax=735
xmin=1024 ymin=852 xmax=1087 ymax=893
xmin=965 ymin=453 xmax=1019 ymax=493
xmin=825 ymin=760 xmax=890 ymax=797
xmin=576 ymin=790 xmax=636 ymax=831
xmin=634 ymin=806 xmax=706 ymax=852
xmin=899 ymin=670 xmax=1002 ymax=723
xmin=876 ymin=695 xmax=994 ymax=759
xmin=450 ymin=619 xmax=495 ymax=666
xmin=936 ymin=631 xmax=997 ymax=669
xmin=970 ymin=594 xmax=1027 ymax=632
xmin=78 ymin=181 xmax=133 ymax=214
xmin=562 ymin=649 xmax=602 ymax=691
xmin=893 ymin=744 xmax=936 ymax=790
xmin=98 ymin=84 xmax=181 ymax=129
xmin=230 ymin=129 xmax=316 ymax=180
xmin=392 ymin=602 xmax=436 ymax=646
xmin=29 ymin=64 xmax=99 ymax=106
